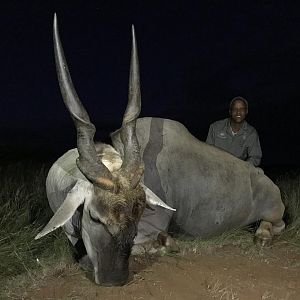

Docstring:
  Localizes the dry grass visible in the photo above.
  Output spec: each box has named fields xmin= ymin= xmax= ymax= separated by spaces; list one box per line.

xmin=207 ymin=279 xmax=239 ymax=300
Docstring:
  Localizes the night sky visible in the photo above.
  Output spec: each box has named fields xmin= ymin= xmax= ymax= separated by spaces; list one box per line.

xmin=1 ymin=1 xmax=299 ymax=167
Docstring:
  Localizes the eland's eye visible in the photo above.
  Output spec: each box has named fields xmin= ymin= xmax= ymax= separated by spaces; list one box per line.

xmin=89 ymin=210 xmax=101 ymax=223
xmin=132 ymin=203 xmax=143 ymax=219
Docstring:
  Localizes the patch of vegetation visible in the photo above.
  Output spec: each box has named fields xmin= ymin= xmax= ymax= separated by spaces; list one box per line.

xmin=0 ymin=162 xmax=72 ymax=297
xmin=175 ymin=227 xmax=255 ymax=257
xmin=276 ymin=172 xmax=300 ymax=246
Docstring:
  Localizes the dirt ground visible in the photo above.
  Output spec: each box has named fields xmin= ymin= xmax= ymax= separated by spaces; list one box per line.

xmin=16 ymin=243 xmax=300 ymax=300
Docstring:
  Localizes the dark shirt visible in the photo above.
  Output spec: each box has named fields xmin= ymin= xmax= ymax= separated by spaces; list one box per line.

xmin=206 ymin=118 xmax=262 ymax=166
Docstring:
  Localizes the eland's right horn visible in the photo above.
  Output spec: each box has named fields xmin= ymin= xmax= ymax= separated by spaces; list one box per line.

xmin=53 ymin=13 xmax=116 ymax=191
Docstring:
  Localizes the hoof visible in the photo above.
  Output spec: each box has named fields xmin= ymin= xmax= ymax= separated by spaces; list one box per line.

xmin=157 ymin=232 xmax=180 ymax=253
xmin=254 ymin=235 xmax=272 ymax=247
xmin=255 ymin=221 xmax=273 ymax=247
xmin=131 ymin=241 xmax=160 ymax=255
xmin=131 ymin=232 xmax=180 ymax=256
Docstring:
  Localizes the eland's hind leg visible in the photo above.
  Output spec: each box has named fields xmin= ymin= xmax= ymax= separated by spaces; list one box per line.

xmin=254 ymin=176 xmax=285 ymax=245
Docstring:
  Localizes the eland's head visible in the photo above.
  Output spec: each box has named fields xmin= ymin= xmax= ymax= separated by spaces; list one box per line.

xmin=35 ymin=14 xmax=147 ymax=286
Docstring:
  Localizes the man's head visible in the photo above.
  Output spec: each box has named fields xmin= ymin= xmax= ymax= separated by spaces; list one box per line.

xmin=229 ymin=96 xmax=248 ymax=124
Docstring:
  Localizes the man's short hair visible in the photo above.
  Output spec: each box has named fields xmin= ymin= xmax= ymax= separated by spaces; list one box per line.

xmin=229 ymin=96 xmax=248 ymax=112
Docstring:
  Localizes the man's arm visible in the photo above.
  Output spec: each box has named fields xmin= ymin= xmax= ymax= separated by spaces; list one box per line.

xmin=206 ymin=124 xmax=215 ymax=145
xmin=246 ymin=130 xmax=262 ymax=167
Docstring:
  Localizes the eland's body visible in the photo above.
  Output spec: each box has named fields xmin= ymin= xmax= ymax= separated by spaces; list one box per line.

xmin=113 ymin=117 xmax=285 ymax=238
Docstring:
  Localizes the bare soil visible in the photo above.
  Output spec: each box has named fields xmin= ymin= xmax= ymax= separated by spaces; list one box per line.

xmin=19 ymin=244 xmax=300 ymax=300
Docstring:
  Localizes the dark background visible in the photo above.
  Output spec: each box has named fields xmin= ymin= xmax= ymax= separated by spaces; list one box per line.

xmin=1 ymin=1 xmax=299 ymax=168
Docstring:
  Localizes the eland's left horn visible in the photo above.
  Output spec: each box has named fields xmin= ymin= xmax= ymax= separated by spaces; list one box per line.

xmin=120 ymin=25 xmax=144 ymax=188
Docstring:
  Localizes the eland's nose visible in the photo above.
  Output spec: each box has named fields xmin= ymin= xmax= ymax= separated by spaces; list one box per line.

xmin=94 ymin=270 xmax=129 ymax=286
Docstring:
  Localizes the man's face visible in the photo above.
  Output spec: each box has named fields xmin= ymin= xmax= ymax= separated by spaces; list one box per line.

xmin=229 ymin=100 xmax=247 ymax=124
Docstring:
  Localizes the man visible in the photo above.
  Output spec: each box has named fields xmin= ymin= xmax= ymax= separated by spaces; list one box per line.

xmin=206 ymin=96 xmax=262 ymax=166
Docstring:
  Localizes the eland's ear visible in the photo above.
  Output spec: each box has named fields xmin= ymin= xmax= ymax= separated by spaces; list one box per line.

xmin=35 ymin=180 xmax=92 ymax=240
xmin=140 ymin=183 xmax=176 ymax=211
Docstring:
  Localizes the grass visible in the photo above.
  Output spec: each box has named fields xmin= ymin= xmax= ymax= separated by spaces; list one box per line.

xmin=206 ymin=279 xmax=239 ymax=300
xmin=0 ymin=161 xmax=299 ymax=297
xmin=276 ymin=172 xmax=300 ymax=245
xmin=0 ymin=161 xmax=72 ymax=298
xmin=176 ymin=227 xmax=255 ymax=256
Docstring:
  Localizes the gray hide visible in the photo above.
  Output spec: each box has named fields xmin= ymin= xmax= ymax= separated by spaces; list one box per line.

xmin=112 ymin=117 xmax=285 ymax=240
